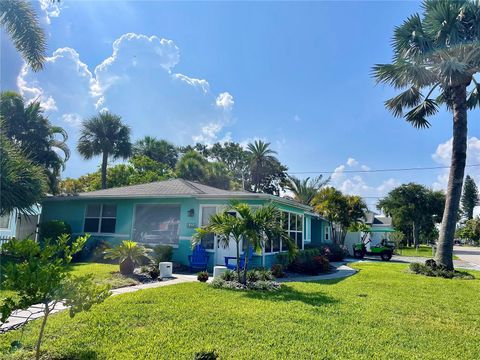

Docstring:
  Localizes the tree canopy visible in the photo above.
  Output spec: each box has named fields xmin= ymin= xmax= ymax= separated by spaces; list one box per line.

xmin=461 ymin=175 xmax=479 ymax=220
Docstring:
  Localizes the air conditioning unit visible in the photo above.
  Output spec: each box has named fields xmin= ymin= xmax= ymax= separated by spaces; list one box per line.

xmin=159 ymin=262 xmax=173 ymax=279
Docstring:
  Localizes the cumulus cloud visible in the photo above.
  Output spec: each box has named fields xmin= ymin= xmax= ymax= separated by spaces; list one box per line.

xmin=39 ymin=0 xmax=62 ymax=24
xmin=17 ymin=33 xmax=235 ymax=176
xmin=432 ymin=137 xmax=480 ymax=190
xmin=347 ymin=157 xmax=358 ymax=167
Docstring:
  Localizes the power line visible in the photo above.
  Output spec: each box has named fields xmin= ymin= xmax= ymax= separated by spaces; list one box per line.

xmin=289 ymin=163 xmax=480 ymax=175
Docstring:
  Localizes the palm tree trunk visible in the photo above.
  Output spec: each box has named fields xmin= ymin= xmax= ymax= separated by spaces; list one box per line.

xmin=235 ymin=238 xmax=241 ymax=281
xmin=101 ymin=151 xmax=108 ymax=189
xmin=412 ymin=221 xmax=419 ymax=248
xmin=435 ymin=85 xmax=468 ymax=270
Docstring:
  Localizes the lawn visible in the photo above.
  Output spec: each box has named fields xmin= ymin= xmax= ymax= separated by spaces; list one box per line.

xmin=0 ymin=262 xmax=138 ymax=305
xmin=1 ymin=263 xmax=479 ymax=359
xmin=396 ymin=245 xmax=459 ymax=260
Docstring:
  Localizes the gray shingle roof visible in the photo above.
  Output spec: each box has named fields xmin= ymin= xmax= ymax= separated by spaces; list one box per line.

xmin=52 ymin=179 xmax=251 ymax=198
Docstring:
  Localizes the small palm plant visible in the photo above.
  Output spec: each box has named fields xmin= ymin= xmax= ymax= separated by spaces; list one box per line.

xmin=104 ymin=240 xmax=148 ymax=275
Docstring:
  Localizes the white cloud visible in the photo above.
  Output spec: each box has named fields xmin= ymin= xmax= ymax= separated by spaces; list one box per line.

xmin=216 ymin=92 xmax=234 ymax=111
xmin=431 ymin=137 xmax=480 ymax=190
xmin=39 ymin=0 xmax=62 ymax=24
xmin=293 ymin=115 xmax=301 ymax=122
xmin=17 ymin=33 xmax=235 ymax=177
xmin=331 ymin=165 xmax=346 ymax=182
xmin=347 ymin=157 xmax=358 ymax=167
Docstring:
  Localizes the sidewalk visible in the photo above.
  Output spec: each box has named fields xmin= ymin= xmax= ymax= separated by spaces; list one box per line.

xmin=0 ymin=274 xmax=197 ymax=333
xmin=277 ymin=262 xmax=358 ymax=283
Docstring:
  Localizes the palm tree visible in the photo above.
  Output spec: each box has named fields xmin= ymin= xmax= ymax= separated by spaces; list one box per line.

xmin=104 ymin=240 xmax=148 ymax=275
xmin=175 ymin=150 xmax=208 ymax=182
xmin=133 ymin=136 xmax=178 ymax=168
xmin=0 ymin=0 xmax=46 ymax=71
xmin=247 ymin=140 xmax=278 ymax=192
xmin=194 ymin=202 xmax=294 ymax=285
xmin=373 ymin=0 xmax=480 ymax=269
xmin=0 ymin=135 xmax=47 ymax=216
xmin=0 ymin=91 xmax=70 ymax=193
xmin=285 ymin=175 xmax=330 ymax=205
xmin=77 ymin=112 xmax=132 ymax=189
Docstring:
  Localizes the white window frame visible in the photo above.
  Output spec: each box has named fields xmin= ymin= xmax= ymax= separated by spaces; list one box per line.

xmin=83 ymin=204 xmax=117 ymax=234
xmin=198 ymin=204 xmax=221 ymax=252
xmin=263 ymin=210 xmax=304 ymax=255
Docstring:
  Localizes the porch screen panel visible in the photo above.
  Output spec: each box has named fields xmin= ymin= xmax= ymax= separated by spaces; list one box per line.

xmin=200 ymin=206 xmax=216 ymax=250
xmin=133 ymin=205 xmax=180 ymax=246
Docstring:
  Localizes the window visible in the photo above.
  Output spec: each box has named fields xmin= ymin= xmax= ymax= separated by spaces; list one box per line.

xmin=200 ymin=206 xmax=217 ymax=250
xmin=84 ymin=204 xmax=117 ymax=233
xmin=325 ymin=226 xmax=329 ymax=240
xmin=264 ymin=211 xmax=303 ymax=253
xmin=133 ymin=204 xmax=180 ymax=246
xmin=0 ymin=213 xmax=10 ymax=229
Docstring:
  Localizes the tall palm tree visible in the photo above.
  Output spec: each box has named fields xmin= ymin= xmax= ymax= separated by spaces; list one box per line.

xmin=285 ymin=175 xmax=330 ymax=205
xmin=77 ymin=112 xmax=132 ymax=189
xmin=0 ymin=0 xmax=46 ymax=71
xmin=247 ymin=140 xmax=278 ymax=192
xmin=175 ymin=150 xmax=208 ymax=182
xmin=373 ymin=0 xmax=480 ymax=269
xmin=0 ymin=91 xmax=70 ymax=193
xmin=133 ymin=136 xmax=178 ymax=168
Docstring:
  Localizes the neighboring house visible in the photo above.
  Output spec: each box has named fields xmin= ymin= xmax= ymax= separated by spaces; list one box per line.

xmin=344 ymin=212 xmax=395 ymax=255
xmin=0 ymin=205 xmax=42 ymax=243
xmin=40 ymin=179 xmax=332 ymax=270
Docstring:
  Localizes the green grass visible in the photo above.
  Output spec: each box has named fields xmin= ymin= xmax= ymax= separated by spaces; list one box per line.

xmin=0 ymin=263 xmax=138 ymax=306
xmin=1 ymin=263 xmax=479 ymax=359
xmin=396 ymin=245 xmax=459 ymax=260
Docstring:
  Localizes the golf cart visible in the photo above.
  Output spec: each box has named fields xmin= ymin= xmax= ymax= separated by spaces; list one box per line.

xmin=353 ymin=228 xmax=396 ymax=261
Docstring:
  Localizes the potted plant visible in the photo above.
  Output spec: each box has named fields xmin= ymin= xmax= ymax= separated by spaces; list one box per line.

xmin=104 ymin=240 xmax=148 ymax=275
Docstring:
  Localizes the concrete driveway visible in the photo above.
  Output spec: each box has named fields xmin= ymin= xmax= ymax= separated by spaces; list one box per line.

xmin=454 ymin=246 xmax=480 ymax=268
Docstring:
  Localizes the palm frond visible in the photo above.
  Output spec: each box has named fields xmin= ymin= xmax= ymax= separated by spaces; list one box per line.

xmin=467 ymin=80 xmax=480 ymax=109
xmin=0 ymin=0 xmax=46 ymax=71
xmin=404 ymin=98 xmax=439 ymax=128
xmin=393 ymin=13 xmax=433 ymax=58
xmin=385 ymin=86 xmax=423 ymax=117
xmin=373 ymin=60 xmax=437 ymax=89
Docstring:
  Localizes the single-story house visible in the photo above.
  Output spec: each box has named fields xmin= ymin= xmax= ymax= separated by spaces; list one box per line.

xmin=40 ymin=179 xmax=332 ymax=270
xmin=0 ymin=205 xmax=41 ymax=244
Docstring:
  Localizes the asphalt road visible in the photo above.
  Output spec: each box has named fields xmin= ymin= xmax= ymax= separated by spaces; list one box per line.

xmin=453 ymin=246 xmax=480 ymax=267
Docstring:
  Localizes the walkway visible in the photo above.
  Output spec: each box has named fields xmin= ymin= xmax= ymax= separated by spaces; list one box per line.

xmin=0 ymin=274 xmax=197 ymax=333
xmin=277 ymin=263 xmax=357 ymax=283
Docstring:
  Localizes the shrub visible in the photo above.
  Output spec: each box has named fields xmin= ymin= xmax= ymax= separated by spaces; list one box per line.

xmin=288 ymin=249 xmax=330 ymax=275
xmin=197 ymin=271 xmax=209 ymax=282
xmin=220 ymin=269 xmax=239 ymax=282
xmin=194 ymin=351 xmax=219 ymax=360
xmin=149 ymin=266 xmax=160 ymax=280
xmin=409 ymin=261 xmax=474 ymax=280
xmin=271 ymin=263 xmax=286 ymax=278
xmin=151 ymin=245 xmax=173 ymax=264
xmin=305 ymin=242 xmax=346 ymax=261
xmin=247 ymin=280 xmax=281 ymax=291
xmin=73 ymin=237 xmax=112 ymax=263
xmin=104 ymin=240 xmax=149 ymax=275
xmin=38 ymin=220 xmax=71 ymax=244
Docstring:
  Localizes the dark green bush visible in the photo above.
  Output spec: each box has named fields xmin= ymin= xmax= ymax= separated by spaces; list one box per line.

xmin=197 ymin=271 xmax=209 ymax=282
xmin=149 ymin=266 xmax=160 ymax=280
xmin=409 ymin=261 xmax=474 ymax=280
xmin=73 ymin=237 xmax=112 ymax=263
xmin=246 ymin=269 xmax=273 ymax=283
xmin=288 ymin=249 xmax=330 ymax=275
xmin=151 ymin=245 xmax=173 ymax=264
xmin=271 ymin=263 xmax=286 ymax=278
xmin=38 ymin=220 xmax=71 ymax=244
xmin=220 ymin=269 xmax=239 ymax=282
xmin=304 ymin=242 xmax=346 ymax=261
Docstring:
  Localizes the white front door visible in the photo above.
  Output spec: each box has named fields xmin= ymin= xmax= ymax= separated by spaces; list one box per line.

xmin=216 ymin=236 xmax=238 ymax=266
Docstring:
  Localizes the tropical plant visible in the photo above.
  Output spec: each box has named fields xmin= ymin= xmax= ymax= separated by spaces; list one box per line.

xmin=312 ymin=187 xmax=367 ymax=245
xmin=104 ymin=240 xmax=148 ymax=275
xmin=194 ymin=202 xmax=294 ymax=284
xmin=0 ymin=0 xmax=46 ymax=71
xmin=0 ymin=234 xmax=110 ymax=360
xmin=0 ymin=135 xmax=47 ymax=216
xmin=175 ymin=150 xmax=208 ymax=182
xmin=373 ymin=0 xmax=480 ymax=269
xmin=210 ymin=142 xmax=250 ymax=188
xmin=285 ymin=175 xmax=330 ymax=205
xmin=133 ymin=136 xmax=179 ymax=168
xmin=77 ymin=112 xmax=132 ymax=189
xmin=378 ymin=183 xmax=445 ymax=247
xmin=461 ymin=175 xmax=479 ymax=220
xmin=456 ymin=216 xmax=480 ymax=244
xmin=0 ymin=91 xmax=70 ymax=193
xmin=247 ymin=140 xmax=278 ymax=192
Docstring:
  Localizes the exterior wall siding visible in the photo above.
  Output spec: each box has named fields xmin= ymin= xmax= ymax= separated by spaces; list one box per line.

xmin=41 ymin=196 xmax=328 ymax=270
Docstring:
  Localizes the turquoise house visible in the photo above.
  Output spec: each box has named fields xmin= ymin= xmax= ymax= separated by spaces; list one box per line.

xmin=41 ymin=179 xmax=332 ymax=270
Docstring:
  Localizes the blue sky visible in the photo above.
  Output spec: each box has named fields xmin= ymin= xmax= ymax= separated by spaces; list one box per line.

xmin=1 ymin=0 xmax=479 ymax=209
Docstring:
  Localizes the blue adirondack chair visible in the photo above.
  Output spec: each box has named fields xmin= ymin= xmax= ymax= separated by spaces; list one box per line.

xmin=188 ymin=244 xmax=209 ymax=272
xmin=225 ymin=246 xmax=254 ymax=270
